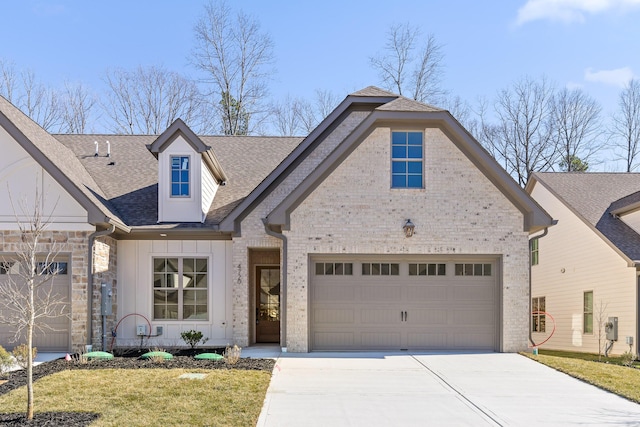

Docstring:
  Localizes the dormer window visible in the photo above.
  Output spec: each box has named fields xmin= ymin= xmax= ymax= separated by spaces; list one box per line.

xmin=171 ymin=156 xmax=190 ymax=197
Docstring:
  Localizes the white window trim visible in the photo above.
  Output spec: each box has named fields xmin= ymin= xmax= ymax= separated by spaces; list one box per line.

xmin=390 ymin=130 xmax=424 ymax=189
xmin=152 ymin=256 xmax=209 ymax=321
xmin=170 ymin=155 xmax=192 ymax=198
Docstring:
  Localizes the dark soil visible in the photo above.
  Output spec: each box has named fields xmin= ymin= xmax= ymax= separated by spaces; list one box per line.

xmin=0 ymin=353 xmax=275 ymax=426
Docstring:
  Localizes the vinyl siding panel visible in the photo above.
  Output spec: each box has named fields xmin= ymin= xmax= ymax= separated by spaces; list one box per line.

xmin=530 ymin=183 xmax=637 ymax=356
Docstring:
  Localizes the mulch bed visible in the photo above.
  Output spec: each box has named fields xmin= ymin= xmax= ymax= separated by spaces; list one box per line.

xmin=0 ymin=354 xmax=275 ymax=426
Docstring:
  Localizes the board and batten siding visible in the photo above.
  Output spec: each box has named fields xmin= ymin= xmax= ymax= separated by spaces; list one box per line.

xmin=530 ymin=183 xmax=637 ymax=356
xmin=0 ymin=125 xmax=92 ymax=230
xmin=116 ymin=240 xmax=232 ymax=347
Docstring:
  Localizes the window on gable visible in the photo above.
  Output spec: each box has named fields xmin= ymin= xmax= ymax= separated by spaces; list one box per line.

xmin=171 ymin=156 xmax=190 ymax=197
xmin=531 ymin=238 xmax=539 ymax=266
xmin=583 ymin=291 xmax=593 ymax=334
xmin=153 ymin=257 xmax=208 ymax=320
xmin=532 ymin=296 xmax=545 ymax=333
xmin=391 ymin=131 xmax=423 ymax=188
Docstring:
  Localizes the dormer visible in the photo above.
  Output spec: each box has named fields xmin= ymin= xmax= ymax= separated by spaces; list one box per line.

xmin=148 ymin=119 xmax=227 ymax=223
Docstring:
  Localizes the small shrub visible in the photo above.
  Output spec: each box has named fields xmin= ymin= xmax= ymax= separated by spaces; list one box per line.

xmin=620 ymin=351 xmax=636 ymax=367
xmin=0 ymin=345 xmax=14 ymax=374
xmin=12 ymin=344 xmax=36 ymax=369
xmin=180 ymin=330 xmax=208 ymax=349
xmin=145 ymin=348 xmax=173 ymax=363
xmin=224 ymin=344 xmax=241 ymax=365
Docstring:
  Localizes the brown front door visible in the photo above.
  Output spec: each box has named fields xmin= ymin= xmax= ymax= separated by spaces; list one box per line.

xmin=256 ymin=266 xmax=281 ymax=343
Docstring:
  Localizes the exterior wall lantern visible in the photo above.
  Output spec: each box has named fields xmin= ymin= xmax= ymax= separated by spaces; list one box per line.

xmin=403 ymin=219 xmax=415 ymax=238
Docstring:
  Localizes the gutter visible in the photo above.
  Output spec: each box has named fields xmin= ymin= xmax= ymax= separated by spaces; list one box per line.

xmin=262 ymin=218 xmax=287 ymax=352
xmin=87 ymin=223 xmax=116 ymax=348
xmin=528 ymin=221 xmax=557 ymax=348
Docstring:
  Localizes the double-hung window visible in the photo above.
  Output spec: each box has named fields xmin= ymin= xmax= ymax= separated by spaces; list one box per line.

xmin=583 ymin=291 xmax=593 ymax=334
xmin=153 ymin=257 xmax=208 ymax=320
xmin=171 ymin=156 xmax=190 ymax=197
xmin=532 ymin=296 xmax=545 ymax=332
xmin=531 ymin=238 xmax=539 ymax=266
xmin=391 ymin=131 xmax=423 ymax=188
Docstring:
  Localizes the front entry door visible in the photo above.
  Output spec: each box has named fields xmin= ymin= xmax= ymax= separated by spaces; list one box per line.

xmin=256 ymin=266 xmax=281 ymax=343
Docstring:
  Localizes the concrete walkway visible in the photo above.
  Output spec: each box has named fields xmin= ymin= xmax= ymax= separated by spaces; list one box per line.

xmin=257 ymin=352 xmax=640 ymax=427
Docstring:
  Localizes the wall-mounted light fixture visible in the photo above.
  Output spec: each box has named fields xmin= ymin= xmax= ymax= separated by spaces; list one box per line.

xmin=403 ymin=219 xmax=415 ymax=238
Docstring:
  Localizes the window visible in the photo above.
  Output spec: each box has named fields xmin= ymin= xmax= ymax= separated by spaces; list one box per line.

xmin=409 ymin=263 xmax=446 ymax=276
xmin=531 ymin=238 xmax=539 ymax=266
xmin=0 ymin=262 xmax=16 ymax=274
xmin=454 ymin=263 xmax=492 ymax=276
xmin=171 ymin=156 xmax=190 ymax=197
xmin=391 ymin=131 xmax=423 ymax=188
xmin=315 ymin=262 xmax=353 ymax=275
xmin=532 ymin=296 xmax=546 ymax=332
xmin=583 ymin=291 xmax=593 ymax=334
xmin=153 ymin=257 xmax=207 ymax=320
xmin=37 ymin=262 xmax=68 ymax=275
xmin=362 ymin=263 xmax=400 ymax=276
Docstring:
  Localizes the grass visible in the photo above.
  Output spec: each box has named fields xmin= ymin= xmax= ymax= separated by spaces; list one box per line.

xmin=523 ymin=349 xmax=640 ymax=404
xmin=0 ymin=368 xmax=272 ymax=426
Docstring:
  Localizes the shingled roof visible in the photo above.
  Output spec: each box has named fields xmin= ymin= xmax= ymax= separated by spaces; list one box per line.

xmin=529 ymin=172 xmax=640 ymax=262
xmin=53 ymin=134 xmax=301 ymax=228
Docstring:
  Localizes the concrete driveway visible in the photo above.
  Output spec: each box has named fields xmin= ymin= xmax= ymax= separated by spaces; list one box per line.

xmin=257 ymin=352 xmax=640 ymax=427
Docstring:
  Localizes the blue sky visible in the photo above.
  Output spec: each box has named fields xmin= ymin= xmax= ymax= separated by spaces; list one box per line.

xmin=1 ymin=0 xmax=639 ymax=168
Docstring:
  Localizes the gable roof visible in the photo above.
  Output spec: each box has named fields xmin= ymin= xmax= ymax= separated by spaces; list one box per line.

xmin=148 ymin=118 xmax=228 ymax=184
xmin=0 ymin=95 xmax=127 ymax=230
xmin=258 ymin=88 xmax=553 ymax=234
xmin=218 ymin=87 xmax=398 ymax=233
xmin=527 ymin=172 xmax=640 ymax=265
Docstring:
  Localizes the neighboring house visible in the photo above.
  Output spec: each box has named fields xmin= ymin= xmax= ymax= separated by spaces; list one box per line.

xmin=527 ymin=172 xmax=640 ymax=357
xmin=0 ymin=86 xmax=552 ymax=353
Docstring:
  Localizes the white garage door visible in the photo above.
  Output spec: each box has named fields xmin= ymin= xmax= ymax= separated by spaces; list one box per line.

xmin=0 ymin=259 xmax=71 ymax=352
xmin=310 ymin=257 xmax=499 ymax=351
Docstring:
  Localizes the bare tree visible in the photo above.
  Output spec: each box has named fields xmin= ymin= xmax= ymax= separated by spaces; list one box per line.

xmin=0 ymin=59 xmax=62 ymax=132
xmin=370 ymin=24 xmax=446 ymax=104
xmin=271 ymin=94 xmax=300 ymax=136
xmin=594 ymin=300 xmax=609 ymax=360
xmin=0 ymin=188 xmax=66 ymax=420
xmin=191 ymin=0 xmax=274 ymax=135
xmin=103 ymin=66 xmax=208 ymax=135
xmin=553 ymin=87 xmax=602 ymax=172
xmin=59 ymin=81 xmax=97 ymax=134
xmin=610 ymin=79 xmax=640 ymax=172
xmin=490 ymin=76 xmax=557 ymax=186
xmin=270 ymin=89 xmax=340 ymax=136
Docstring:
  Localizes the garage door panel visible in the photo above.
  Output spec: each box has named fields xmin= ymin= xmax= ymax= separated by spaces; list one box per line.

xmin=0 ymin=266 xmax=70 ymax=352
xmin=453 ymin=331 xmax=495 ymax=349
xmin=361 ymin=308 xmax=402 ymax=324
xmin=407 ymin=308 xmax=447 ymax=324
xmin=310 ymin=258 xmax=498 ymax=351
xmin=361 ymin=332 xmax=401 ymax=348
xmin=313 ymin=285 xmax=356 ymax=302
xmin=453 ymin=309 xmax=495 ymax=325
xmin=407 ymin=332 xmax=447 ymax=348
xmin=452 ymin=285 xmax=494 ymax=301
xmin=406 ymin=285 xmax=447 ymax=300
xmin=361 ymin=286 xmax=402 ymax=302
xmin=314 ymin=308 xmax=354 ymax=324
xmin=314 ymin=332 xmax=354 ymax=349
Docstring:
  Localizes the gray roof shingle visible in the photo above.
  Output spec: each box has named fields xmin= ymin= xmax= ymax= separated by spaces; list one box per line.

xmin=53 ymin=134 xmax=301 ymax=227
xmin=532 ymin=172 xmax=640 ymax=262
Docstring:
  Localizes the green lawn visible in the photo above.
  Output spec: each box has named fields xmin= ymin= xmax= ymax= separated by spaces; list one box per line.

xmin=523 ymin=350 xmax=640 ymax=403
xmin=0 ymin=368 xmax=272 ymax=427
